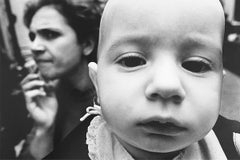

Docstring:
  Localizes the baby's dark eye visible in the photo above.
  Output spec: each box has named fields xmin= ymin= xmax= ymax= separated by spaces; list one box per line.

xmin=38 ymin=29 xmax=61 ymax=40
xmin=117 ymin=55 xmax=146 ymax=68
xmin=182 ymin=59 xmax=211 ymax=73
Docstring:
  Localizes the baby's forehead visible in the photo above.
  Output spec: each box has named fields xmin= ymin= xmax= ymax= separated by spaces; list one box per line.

xmin=98 ymin=0 xmax=224 ymax=59
xmin=101 ymin=0 xmax=224 ymax=24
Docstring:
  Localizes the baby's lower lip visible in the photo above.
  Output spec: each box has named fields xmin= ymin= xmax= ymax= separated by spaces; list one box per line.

xmin=139 ymin=121 xmax=186 ymax=136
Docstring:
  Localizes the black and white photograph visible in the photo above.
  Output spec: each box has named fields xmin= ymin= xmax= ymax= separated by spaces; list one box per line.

xmin=0 ymin=0 xmax=240 ymax=159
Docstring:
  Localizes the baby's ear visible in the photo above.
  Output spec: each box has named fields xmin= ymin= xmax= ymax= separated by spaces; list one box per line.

xmin=88 ymin=62 xmax=98 ymax=94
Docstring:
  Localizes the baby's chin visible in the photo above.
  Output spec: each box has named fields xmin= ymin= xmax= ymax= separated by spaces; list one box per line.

xmin=137 ymin=141 xmax=188 ymax=153
xmin=116 ymin=133 xmax=191 ymax=156
xmin=123 ymin=140 xmax=187 ymax=159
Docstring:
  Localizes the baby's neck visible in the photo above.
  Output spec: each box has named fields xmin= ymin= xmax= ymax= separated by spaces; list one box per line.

xmin=118 ymin=138 xmax=183 ymax=160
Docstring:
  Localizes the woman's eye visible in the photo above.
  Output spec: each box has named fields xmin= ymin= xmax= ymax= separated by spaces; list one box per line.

xmin=182 ymin=60 xmax=211 ymax=73
xmin=29 ymin=32 xmax=36 ymax=41
xmin=39 ymin=29 xmax=60 ymax=40
xmin=117 ymin=55 xmax=146 ymax=68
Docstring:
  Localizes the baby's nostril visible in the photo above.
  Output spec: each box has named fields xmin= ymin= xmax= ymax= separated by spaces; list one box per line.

xmin=150 ymin=93 xmax=159 ymax=99
xmin=172 ymin=95 xmax=182 ymax=104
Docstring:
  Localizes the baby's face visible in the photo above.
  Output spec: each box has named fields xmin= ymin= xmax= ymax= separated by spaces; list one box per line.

xmin=95 ymin=0 xmax=225 ymax=156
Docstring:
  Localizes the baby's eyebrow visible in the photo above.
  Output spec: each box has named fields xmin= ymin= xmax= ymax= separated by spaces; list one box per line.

xmin=181 ymin=34 xmax=222 ymax=55
xmin=104 ymin=33 xmax=222 ymax=61
xmin=106 ymin=35 xmax=153 ymax=53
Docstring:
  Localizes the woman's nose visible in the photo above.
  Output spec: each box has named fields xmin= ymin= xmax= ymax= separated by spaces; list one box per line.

xmin=31 ymin=38 xmax=45 ymax=55
xmin=145 ymin=63 xmax=186 ymax=104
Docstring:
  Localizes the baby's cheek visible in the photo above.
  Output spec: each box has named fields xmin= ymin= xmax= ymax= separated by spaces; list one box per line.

xmin=100 ymin=92 xmax=130 ymax=128
xmin=190 ymin=104 xmax=219 ymax=139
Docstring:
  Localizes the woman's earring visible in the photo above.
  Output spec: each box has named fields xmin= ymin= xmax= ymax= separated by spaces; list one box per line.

xmin=80 ymin=97 xmax=102 ymax=121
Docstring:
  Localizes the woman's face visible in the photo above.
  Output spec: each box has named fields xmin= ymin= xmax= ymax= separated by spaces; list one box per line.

xmin=29 ymin=6 xmax=82 ymax=80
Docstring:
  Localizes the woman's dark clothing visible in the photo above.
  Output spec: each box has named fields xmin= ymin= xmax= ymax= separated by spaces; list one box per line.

xmin=45 ymin=116 xmax=93 ymax=159
xmin=54 ymin=81 xmax=95 ymax=146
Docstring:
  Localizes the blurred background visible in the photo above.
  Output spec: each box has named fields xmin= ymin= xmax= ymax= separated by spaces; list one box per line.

xmin=0 ymin=0 xmax=240 ymax=157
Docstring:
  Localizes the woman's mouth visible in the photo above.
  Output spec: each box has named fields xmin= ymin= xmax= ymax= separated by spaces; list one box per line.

xmin=36 ymin=59 xmax=53 ymax=66
xmin=36 ymin=59 xmax=52 ymax=63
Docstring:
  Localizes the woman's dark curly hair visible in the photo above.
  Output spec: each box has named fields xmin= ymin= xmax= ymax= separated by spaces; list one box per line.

xmin=23 ymin=0 xmax=106 ymax=62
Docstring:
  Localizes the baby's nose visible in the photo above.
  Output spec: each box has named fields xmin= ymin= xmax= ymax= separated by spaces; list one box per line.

xmin=145 ymin=63 xmax=186 ymax=103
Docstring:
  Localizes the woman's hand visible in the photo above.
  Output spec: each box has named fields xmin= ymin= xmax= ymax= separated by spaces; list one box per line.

xmin=20 ymin=74 xmax=59 ymax=159
xmin=21 ymin=73 xmax=58 ymax=129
